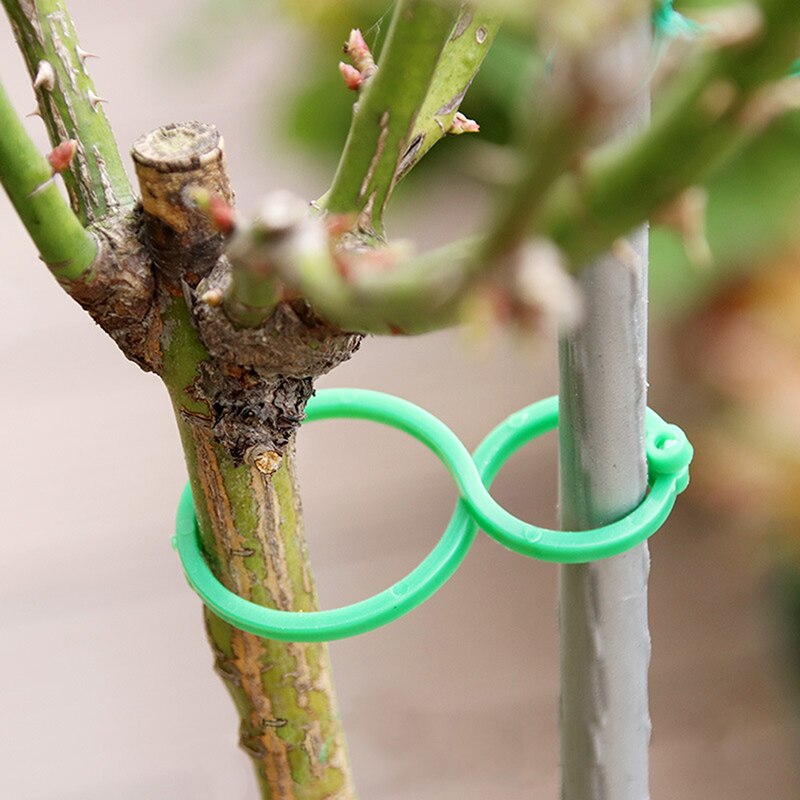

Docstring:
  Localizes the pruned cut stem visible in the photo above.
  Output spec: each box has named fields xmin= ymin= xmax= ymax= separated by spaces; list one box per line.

xmin=131 ymin=123 xmax=356 ymax=798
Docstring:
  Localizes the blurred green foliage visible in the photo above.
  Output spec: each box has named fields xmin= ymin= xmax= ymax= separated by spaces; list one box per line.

xmin=651 ymin=111 xmax=800 ymax=314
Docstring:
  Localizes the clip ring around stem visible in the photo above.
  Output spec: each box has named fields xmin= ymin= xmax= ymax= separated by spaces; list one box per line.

xmin=174 ymin=389 xmax=692 ymax=642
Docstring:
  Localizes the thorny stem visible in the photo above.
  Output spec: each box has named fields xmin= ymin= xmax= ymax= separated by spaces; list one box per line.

xmin=2 ymin=0 xmax=134 ymax=224
xmin=226 ymin=0 xmax=501 ymax=333
xmin=0 ymin=80 xmax=96 ymax=278
xmin=322 ymin=0 xmax=460 ymax=236
xmin=396 ymin=5 xmax=502 ymax=180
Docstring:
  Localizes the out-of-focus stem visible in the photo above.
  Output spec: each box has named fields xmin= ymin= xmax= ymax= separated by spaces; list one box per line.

xmin=541 ymin=0 xmax=800 ymax=270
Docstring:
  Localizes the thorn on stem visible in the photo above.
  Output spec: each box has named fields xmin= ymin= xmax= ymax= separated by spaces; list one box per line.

xmin=653 ymin=187 xmax=713 ymax=269
xmin=87 ymin=89 xmax=108 ymax=110
xmin=33 ymin=60 xmax=55 ymax=92
xmin=200 ymin=288 xmax=224 ymax=307
xmin=75 ymin=46 xmax=99 ymax=65
xmin=246 ymin=447 xmax=283 ymax=477
xmin=185 ymin=186 xmax=237 ymax=235
xmin=512 ymin=239 xmax=583 ymax=333
xmin=26 ymin=107 xmax=42 ymax=118
xmin=27 ymin=177 xmax=55 ymax=198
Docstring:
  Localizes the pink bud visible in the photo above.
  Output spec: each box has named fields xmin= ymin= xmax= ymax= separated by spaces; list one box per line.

xmin=345 ymin=29 xmax=370 ymax=62
xmin=208 ymin=194 xmax=236 ymax=235
xmin=448 ymin=112 xmax=480 ymax=135
xmin=325 ymin=213 xmax=357 ymax=238
xmin=343 ymin=28 xmax=375 ymax=77
xmin=47 ymin=139 xmax=78 ymax=173
xmin=338 ymin=62 xmax=363 ymax=91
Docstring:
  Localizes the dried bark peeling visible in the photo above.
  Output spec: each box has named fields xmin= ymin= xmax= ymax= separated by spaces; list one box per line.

xmin=182 ymin=421 xmax=355 ymax=799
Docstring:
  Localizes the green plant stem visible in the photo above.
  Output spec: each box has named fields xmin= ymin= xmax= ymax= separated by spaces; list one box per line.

xmin=0 ymin=80 xmax=96 ymax=279
xmin=396 ymin=5 xmax=502 ymax=180
xmin=224 ymin=263 xmax=281 ymax=327
xmin=223 ymin=221 xmax=284 ymax=328
xmin=162 ymin=299 xmax=355 ymax=800
xmin=263 ymin=211 xmax=477 ymax=334
xmin=2 ymin=0 xmax=134 ymax=224
xmin=322 ymin=0 xmax=459 ymax=236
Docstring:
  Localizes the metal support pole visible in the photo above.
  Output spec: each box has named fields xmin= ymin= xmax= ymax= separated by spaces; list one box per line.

xmin=557 ymin=18 xmax=652 ymax=800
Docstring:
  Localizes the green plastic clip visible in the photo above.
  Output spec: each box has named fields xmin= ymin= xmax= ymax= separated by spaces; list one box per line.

xmin=173 ymin=389 xmax=692 ymax=642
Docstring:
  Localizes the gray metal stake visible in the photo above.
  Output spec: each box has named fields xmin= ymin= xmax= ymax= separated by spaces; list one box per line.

xmin=557 ymin=18 xmax=653 ymax=800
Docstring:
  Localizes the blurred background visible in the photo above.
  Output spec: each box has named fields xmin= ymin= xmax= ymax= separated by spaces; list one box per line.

xmin=1 ymin=0 xmax=799 ymax=797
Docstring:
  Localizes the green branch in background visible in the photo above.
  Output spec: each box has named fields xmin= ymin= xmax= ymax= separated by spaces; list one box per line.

xmin=539 ymin=0 xmax=800 ymax=270
xmin=0 ymin=81 xmax=96 ymax=279
xmin=224 ymin=191 xmax=480 ymax=335
xmin=2 ymin=0 xmax=133 ymax=224
xmin=321 ymin=0 xmax=461 ymax=236
xmin=248 ymin=0 xmax=800 ymax=336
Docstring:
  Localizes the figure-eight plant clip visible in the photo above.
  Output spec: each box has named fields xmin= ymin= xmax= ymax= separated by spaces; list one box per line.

xmin=173 ymin=389 xmax=693 ymax=643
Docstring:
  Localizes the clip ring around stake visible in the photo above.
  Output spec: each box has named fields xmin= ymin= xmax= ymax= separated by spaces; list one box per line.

xmin=469 ymin=396 xmax=692 ymax=560
xmin=174 ymin=389 xmax=693 ymax=642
